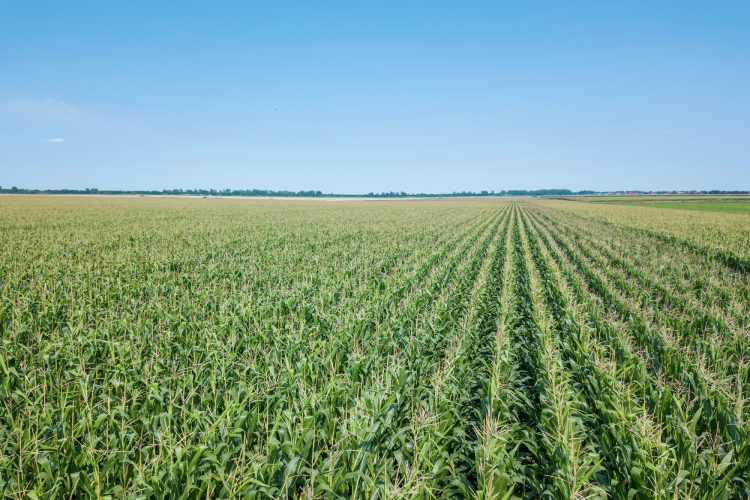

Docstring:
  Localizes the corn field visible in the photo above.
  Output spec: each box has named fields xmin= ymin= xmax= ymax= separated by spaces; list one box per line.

xmin=1 ymin=196 xmax=748 ymax=499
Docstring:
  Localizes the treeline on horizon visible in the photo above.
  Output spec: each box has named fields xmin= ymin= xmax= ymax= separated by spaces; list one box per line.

xmin=1 ymin=186 xmax=748 ymax=197
xmin=0 ymin=187 xmax=580 ymax=197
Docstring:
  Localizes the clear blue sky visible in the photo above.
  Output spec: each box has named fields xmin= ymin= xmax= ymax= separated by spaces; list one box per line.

xmin=1 ymin=1 xmax=749 ymax=193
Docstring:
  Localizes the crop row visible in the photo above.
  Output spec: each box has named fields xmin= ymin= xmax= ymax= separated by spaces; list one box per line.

xmin=1 ymin=197 xmax=747 ymax=499
xmin=521 ymin=204 xmax=748 ymax=498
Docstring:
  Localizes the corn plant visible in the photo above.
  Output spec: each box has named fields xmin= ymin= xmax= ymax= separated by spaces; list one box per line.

xmin=0 ymin=196 xmax=748 ymax=499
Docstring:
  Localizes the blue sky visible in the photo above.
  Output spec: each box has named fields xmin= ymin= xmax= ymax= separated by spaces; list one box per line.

xmin=1 ymin=1 xmax=749 ymax=193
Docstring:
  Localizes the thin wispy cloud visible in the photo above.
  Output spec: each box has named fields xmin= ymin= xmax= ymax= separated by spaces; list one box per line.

xmin=46 ymin=138 xmax=65 ymax=143
xmin=2 ymin=96 xmax=81 ymax=121
xmin=1 ymin=95 xmax=146 ymax=133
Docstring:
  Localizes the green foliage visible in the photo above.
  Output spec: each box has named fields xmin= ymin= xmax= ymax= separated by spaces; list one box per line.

xmin=606 ymin=202 xmax=750 ymax=215
xmin=0 ymin=197 xmax=747 ymax=499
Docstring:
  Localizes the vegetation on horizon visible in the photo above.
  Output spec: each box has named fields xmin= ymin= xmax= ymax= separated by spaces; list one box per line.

xmin=0 ymin=186 xmax=580 ymax=198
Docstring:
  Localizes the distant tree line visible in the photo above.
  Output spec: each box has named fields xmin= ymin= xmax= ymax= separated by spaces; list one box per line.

xmin=563 ymin=190 xmax=750 ymax=195
xmin=1 ymin=186 xmax=746 ymax=197
xmin=0 ymin=187 xmax=329 ymax=197
xmin=0 ymin=186 xmax=582 ymax=197
xmin=365 ymin=189 xmax=577 ymax=197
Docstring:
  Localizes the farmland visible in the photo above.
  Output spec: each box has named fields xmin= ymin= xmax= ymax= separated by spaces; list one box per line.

xmin=556 ymin=195 xmax=750 ymax=215
xmin=603 ymin=202 xmax=750 ymax=215
xmin=1 ymin=196 xmax=749 ymax=499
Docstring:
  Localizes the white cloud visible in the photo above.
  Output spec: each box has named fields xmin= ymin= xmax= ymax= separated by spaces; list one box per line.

xmin=2 ymin=96 xmax=80 ymax=121
xmin=1 ymin=94 xmax=146 ymax=132
xmin=46 ymin=138 xmax=65 ymax=143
